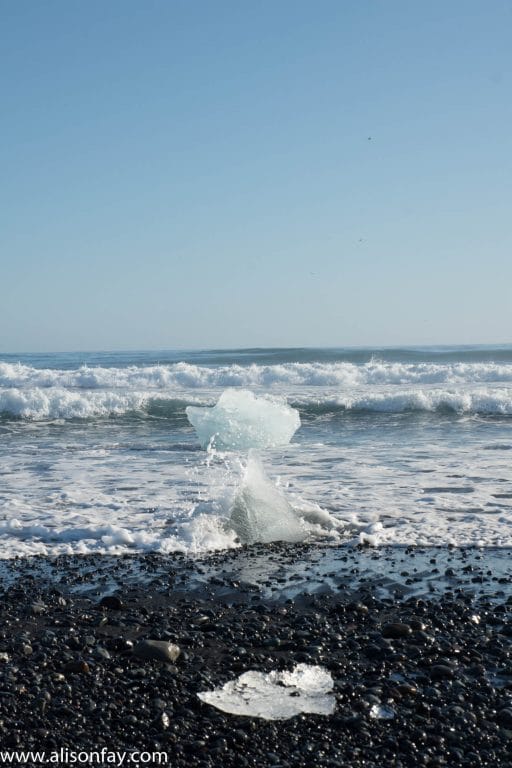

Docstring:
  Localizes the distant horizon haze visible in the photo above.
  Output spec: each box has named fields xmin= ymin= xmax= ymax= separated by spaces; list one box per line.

xmin=2 ymin=341 xmax=512 ymax=358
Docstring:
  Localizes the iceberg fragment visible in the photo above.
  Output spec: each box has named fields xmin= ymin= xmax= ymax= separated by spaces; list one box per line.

xmin=186 ymin=389 xmax=300 ymax=450
xmin=198 ymin=663 xmax=335 ymax=720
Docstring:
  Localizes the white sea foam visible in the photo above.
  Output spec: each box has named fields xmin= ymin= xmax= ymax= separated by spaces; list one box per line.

xmin=1 ymin=432 xmax=512 ymax=557
xmin=2 ymin=350 xmax=512 ymax=558
xmin=3 ymin=359 xmax=512 ymax=390
xmin=304 ymin=388 xmax=512 ymax=415
xmin=186 ymin=390 xmax=301 ymax=449
xmin=0 ymin=515 xmax=238 ymax=557
xmin=0 ymin=388 xmax=151 ymax=419
xmin=1 ymin=384 xmax=512 ymax=420
xmin=198 ymin=664 xmax=335 ymax=719
xmin=179 ymin=513 xmax=240 ymax=553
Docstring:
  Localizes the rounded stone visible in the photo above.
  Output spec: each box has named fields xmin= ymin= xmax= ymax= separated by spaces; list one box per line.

xmin=134 ymin=639 xmax=181 ymax=663
xmin=381 ymin=623 xmax=412 ymax=639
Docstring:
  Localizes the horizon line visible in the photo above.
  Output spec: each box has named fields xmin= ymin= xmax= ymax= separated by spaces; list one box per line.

xmin=1 ymin=341 xmax=512 ymax=357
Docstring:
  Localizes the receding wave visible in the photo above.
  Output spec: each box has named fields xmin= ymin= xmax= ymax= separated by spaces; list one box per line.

xmin=2 ymin=360 xmax=512 ymax=389
xmin=2 ymin=386 xmax=512 ymax=420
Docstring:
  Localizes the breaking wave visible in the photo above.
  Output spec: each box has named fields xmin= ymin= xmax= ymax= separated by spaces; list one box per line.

xmin=0 ymin=388 xmax=202 ymax=421
xmin=1 ymin=386 xmax=512 ymax=420
xmin=3 ymin=359 xmax=512 ymax=389
xmin=296 ymin=388 xmax=512 ymax=416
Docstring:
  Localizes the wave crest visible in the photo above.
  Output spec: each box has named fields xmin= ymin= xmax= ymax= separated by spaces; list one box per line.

xmin=296 ymin=388 xmax=512 ymax=416
xmin=0 ymin=388 xmax=150 ymax=420
xmin=1 ymin=386 xmax=512 ymax=420
xmin=3 ymin=359 xmax=512 ymax=389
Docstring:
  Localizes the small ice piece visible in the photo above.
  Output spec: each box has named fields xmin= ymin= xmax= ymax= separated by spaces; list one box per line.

xmin=186 ymin=389 xmax=300 ymax=450
xmin=198 ymin=663 xmax=335 ymax=720
xmin=228 ymin=453 xmax=305 ymax=544
xmin=370 ymin=703 xmax=395 ymax=720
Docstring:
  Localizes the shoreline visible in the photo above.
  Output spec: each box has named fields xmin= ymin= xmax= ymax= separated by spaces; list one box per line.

xmin=1 ymin=544 xmax=512 ymax=766
xmin=2 ymin=542 xmax=512 ymax=603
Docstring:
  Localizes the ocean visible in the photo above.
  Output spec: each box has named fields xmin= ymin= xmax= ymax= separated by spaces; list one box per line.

xmin=1 ymin=345 xmax=512 ymax=559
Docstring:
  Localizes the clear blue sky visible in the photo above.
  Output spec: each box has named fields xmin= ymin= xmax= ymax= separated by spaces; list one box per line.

xmin=1 ymin=0 xmax=511 ymax=352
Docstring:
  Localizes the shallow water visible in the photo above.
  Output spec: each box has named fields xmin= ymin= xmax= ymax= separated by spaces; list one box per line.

xmin=1 ymin=346 xmax=512 ymax=557
xmin=0 ymin=545 xmax=510 ymax=608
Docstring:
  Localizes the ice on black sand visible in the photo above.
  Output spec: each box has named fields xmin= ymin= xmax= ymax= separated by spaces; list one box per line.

xmin=197 ymin=663 xmax=336 ymax=720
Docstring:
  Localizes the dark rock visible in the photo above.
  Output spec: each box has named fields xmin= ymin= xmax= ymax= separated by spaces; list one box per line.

xmin=381 ymin=622 xmax=412 ymax=639
xmin=1 ymin=545 xmax=512 ymax=764
xmin=396 ymin=683 xmax=418 ymax=697
xmin=63 ymin=660 xmax=90 ymax=674
xmin=430 ymin=664 xmax=455 ymax=681
xmin=409 ymin=618 xmax=427 ymax=631
xmin=497 ymin=708 xmax=512 ymax=728
xmin=99 ymin=595 xmax=124 ymax=610
xmin=134 ymin=639 xmax=181 ymax=663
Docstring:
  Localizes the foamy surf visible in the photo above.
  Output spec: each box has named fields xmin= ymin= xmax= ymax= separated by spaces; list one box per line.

xmin=2 ymin=384 xmax=512 ymax=421
xmin=3 ymin=358 xmax=512 ymax=389
xmin=1 ymin=346 xmax=512 ymax=558
xmin=295 ymin=387 xmax=512 ymax=415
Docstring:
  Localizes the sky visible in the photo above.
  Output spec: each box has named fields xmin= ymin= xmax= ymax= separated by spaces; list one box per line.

xmin=1 ymin=0 xmax=512 ymax=352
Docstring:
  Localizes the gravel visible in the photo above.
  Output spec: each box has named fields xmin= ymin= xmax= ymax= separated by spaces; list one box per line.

xmin=0 ymin=543 xmax=512 ymax=766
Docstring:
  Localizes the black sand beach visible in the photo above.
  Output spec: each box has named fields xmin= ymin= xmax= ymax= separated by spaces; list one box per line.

xmin=1 ymin=545 xmax=512 ymax=767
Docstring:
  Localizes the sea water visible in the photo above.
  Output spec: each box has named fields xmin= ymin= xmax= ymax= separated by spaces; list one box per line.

xmin=0 ymin=345 xmax=512 ymax=557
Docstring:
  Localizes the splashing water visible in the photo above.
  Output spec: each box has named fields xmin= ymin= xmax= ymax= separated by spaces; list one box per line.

xmin=187 ymin=391 xmax=339 ymax=545
xmin=228 ymin=452 xmax=305 ymax=544
xmin=4 ymin=347 xmax=511 ymax=557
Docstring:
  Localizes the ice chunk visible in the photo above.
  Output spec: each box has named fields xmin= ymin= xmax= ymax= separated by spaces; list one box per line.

xmin=228 ymin=453 xmax=305 ymax=544
xmin=186 ymin=389 xmax=300 ymax=450
xmin=198 ymin=663 xmax=335 ymax=719
xmin=370 ymin=703 xmax=395 ymax=720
